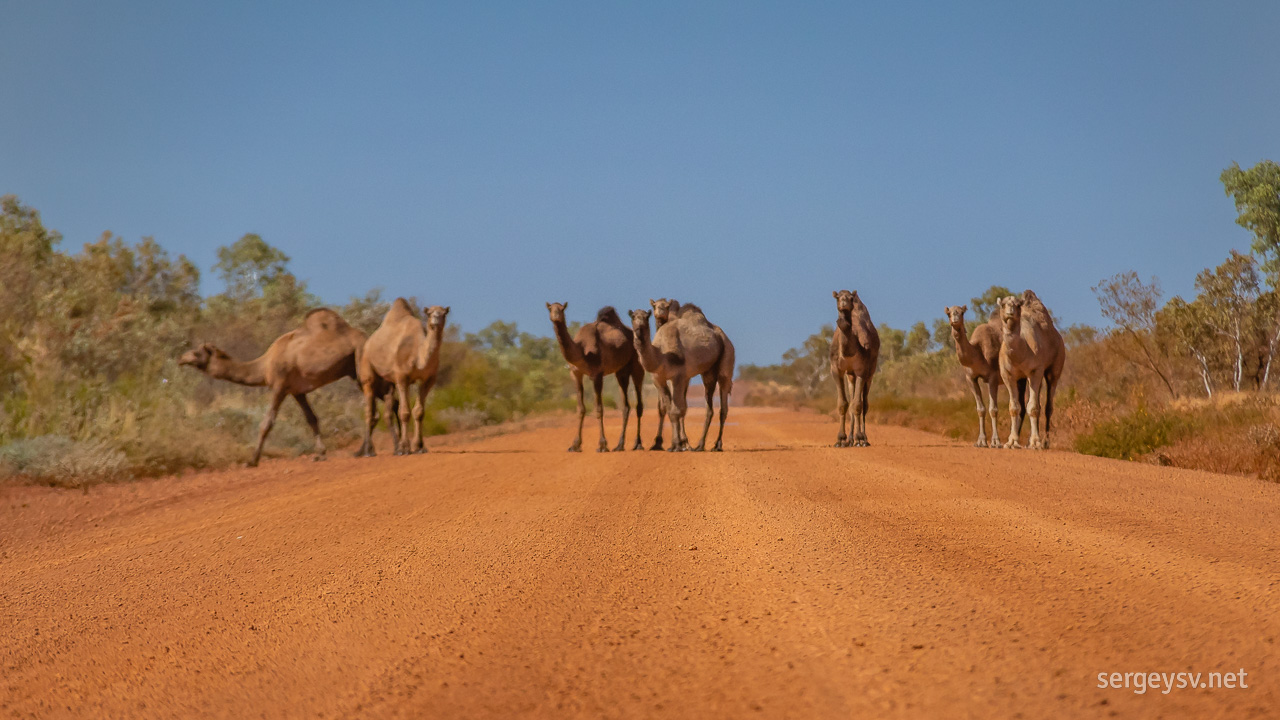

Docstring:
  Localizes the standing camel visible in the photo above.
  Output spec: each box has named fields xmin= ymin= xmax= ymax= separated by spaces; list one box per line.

xmin=546 ymin=303 xmax=645 ymax=452
xmin=944 ymin=305 xmax=1025 ymax=448
xmin=357 ymin=299 xmax=449 ymax=457
xmin=997 ymin=291 xmax=1067 ymax=449
xmin=649 ymin=298 xmax=735 ymax=447
xmin=178 ymin=308 xmax=367 ymax=467
xmin=630 ymin=303 xmax=734 ymax=452
xmin=830 ymin=290 xmax=880 ymax=447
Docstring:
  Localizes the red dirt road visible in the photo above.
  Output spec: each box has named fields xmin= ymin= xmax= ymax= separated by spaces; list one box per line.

xmin=2 ymin=409 xmax=1277 ymax=719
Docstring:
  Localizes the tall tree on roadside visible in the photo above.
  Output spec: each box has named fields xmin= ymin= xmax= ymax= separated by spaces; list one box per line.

xmin=1159 ymin=297 xmax=1218 ymax=397
xmin=1195 ymin=251 xmax=1261 ymax=392
xmin=1221 ymin=160 xmax=1280 ymax=276
xmin=1092 ymin=271 xmax=1177 ymax=397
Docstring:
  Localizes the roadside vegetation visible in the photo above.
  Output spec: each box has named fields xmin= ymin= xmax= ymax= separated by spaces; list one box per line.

xmin=2 ymin=160 xmax=1277 ymax=486
xmin=740 ymin=160 xmax=1280 ymax=481
xmin=0 ymin=196 xmax=583 ymax=487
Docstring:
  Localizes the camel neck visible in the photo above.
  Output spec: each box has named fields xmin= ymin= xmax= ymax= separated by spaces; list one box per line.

xmin=552 ymin=319 xmax=584 ymax=366
xmin=208 ymin=354 xmax=268 ymax=387
xmin=951 ymin=325 xmax=981 ymax=364
xmin=418 ymin=322 xmax=445 ymax=367
xmin=632 ymin=323 xmax=661 ymax=372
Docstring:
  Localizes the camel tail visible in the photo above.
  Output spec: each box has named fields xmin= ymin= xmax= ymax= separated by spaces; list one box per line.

xmin=717 ymin=329 xmax=736 ymax=393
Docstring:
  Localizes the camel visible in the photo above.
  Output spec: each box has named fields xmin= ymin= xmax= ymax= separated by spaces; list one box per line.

xmin=830 ymin=290 xmax=880 ymax=447
xmin=944 ymin=305 xmax=1026 ymax=448
xmin=356 ymin=299 xmax=449 ymax=457
xmin=629 ymin=303 xmax=734 ymax=452
xmin=997 ymin=290 xmax=1067 ymax=449
xmin=178 ymin=308 xmax=367 ymax=467
xmin=648 ymin=298 xmax=735 ymax=449
xmin=546 ymin=303 xmax=645 ymax=452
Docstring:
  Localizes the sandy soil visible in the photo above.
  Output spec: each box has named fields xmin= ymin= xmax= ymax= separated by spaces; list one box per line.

xmin=2 ymin=408 xmax=1277 ymax=719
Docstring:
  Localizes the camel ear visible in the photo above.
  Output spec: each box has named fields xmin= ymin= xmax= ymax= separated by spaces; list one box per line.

xmin=443 ymin=306 xmax=450 ymax=314
xmin=562 ymin=301 xmax=568 ymax=309
xmin=649 ymin=298 xmax=657 ymax=307
xmin=832 ymin=291 xmax=838 ymax=299
xmin=961 ymin=305 xmax=967 ymax=313
xmin=546 ymin=302 xmax=552 ymax=310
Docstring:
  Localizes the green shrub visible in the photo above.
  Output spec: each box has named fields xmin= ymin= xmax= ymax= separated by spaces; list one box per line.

xmin=1073 ymin=406 xmax=1182 ymax=460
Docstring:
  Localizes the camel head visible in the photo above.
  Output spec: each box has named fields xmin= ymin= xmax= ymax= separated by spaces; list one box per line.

xmin=944 ymin=305 xmax=968 ymax=328
xmin=423 ymin=305 xmax=450 ymax=330
xmin=177 ymin=343 xmax=226 ymax=372
xmin=629 ymin=308 xmax=652 ymax=334
xmin=650 ymin=298 xmax=679 ymax=326
xmin=997 ymin=296 xmax=1023 ymax=330
xmin=833 ymin=290 xmax=859 ymax=313
xmin=546 ymin=302 xmax=568 ymax=324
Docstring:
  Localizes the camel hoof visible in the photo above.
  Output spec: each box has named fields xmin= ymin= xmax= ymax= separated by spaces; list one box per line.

xmin=415 ymin=447 xmax=429 ymax=454
xmin=649 ymin=442 xmax=664 ymax=451
xmin=312 ymin=455 xmax=327 ymax=462
xmin=613 ymin=444 xmax=626 ymax=452
xmin=974 ymin=440 xmax=987 ymax=448
xmin=246 ymin=461 xmax=259 ymax=468
xmin=691 ymin=446 xmax=705 ymax=452
xmin=711 ymin=445 xmax=723 ymax=452
xmin=632 ymin=442 xmax=644 ymax=451
xmin=597 ymin=447 xmax=609 ymax=453
xmin=567 ymin=446 xmax=581 ymax=453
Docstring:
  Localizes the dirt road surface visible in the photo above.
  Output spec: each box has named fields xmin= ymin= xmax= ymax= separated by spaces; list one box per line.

xmin=2 ymin=408 xmax=1277 ymax=718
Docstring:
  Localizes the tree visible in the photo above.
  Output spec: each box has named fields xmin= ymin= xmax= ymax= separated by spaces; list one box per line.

xmin=1221 ymin=160 xmax=1280 ymax=276
xmin=214 ymin=233 xmax=293 ymax=302
xmin=878 ymin=323 xmax=906 ymax=362
xmin=905 ymin=321 xmax=933 ymax=355
xmin=970 ymin=285 xmax=1014 ymax=323
xmin=1160 ymin=297 xmax=1217 ymax=397
xmin=1092 ymin=271 xmax=1176 ymax=397
xmin=1195 ymin=251 xmax=1261 ymax=392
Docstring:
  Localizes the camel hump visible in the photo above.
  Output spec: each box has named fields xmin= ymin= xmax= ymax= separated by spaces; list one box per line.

xmin=675 ymin=302 xmax=709 ymax=322
xmin=302 ymin=307 xmax=348 ymax=333
xmin=595 ymin=306 xmax=624 ymax=327
xmin=385 ymin=298 xmax=417 ymax=320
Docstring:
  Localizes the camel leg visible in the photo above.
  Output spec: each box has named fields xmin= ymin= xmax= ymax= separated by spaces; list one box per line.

xmin=968 ymin=377 xmax=987 ymax=448
xmin=985 ymin=377 xmax=1001 ymax=449
xmin=293 ymin=393 xmax=326 ymax=461
xmin=833 ymin=371 xmax=849 ymax=447
xmin=1002 ymin=371 xmax=1024 ymax=449
xmin=669 ymin=375 xmax=691 ymax=452
xmin=650 ymin=378 xmax=669 ymax=451
xmin=386 ymin=388 xmax=402 ymax=451
xmin=1017 ymin=378 xmax=1028 ymax=446
xmin=693 ymin=372 xmax=716 ymax=451
xmin=712 ymin=377 xmax=729 ymax=452
xmin=631 ymin=364 xmax=645 ymax=451
xmin=1042 ymin=372 xmax=1057 ymax=450
xmin=613 ymin=370 xmax=631 ymax=452
xmin=412 ymin=378 xmax=435 ymax=453
xmin=854 ymin=375 xmax=870 ymax=447
xmin=569 ymin=369 xmax=585 ymax=452
xmin=357 ymin=381 xmax=378 ymax=458
xmin=1026 ymin=370 xmax=1045 ymax=449
xmin=250 ymin=387 xmax=288 ymax=467
xmin=394 ymin=380 xmax=413 ymax=455
xmin=593 ymin=374 xmax=609 ymax=452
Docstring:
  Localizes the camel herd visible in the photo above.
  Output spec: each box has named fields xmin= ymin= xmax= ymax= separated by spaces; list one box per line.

xmin=176 ymin=289 xmax=1065 ymax=465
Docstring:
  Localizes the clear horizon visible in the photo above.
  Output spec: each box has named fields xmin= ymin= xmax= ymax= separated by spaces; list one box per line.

xmin=2 ymin=1 xmax=1276 ymax=364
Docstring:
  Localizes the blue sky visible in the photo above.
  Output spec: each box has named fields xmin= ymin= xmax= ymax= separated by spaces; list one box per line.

xmin=2 ymin=1 xmax=1276 ymax=364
